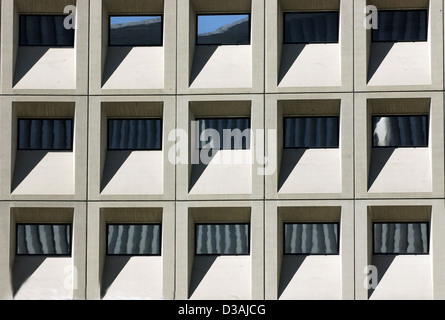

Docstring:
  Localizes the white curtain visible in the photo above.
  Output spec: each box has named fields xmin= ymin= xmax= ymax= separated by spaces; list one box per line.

xmin=284 ymin=12 xmax=339 ymax=43
xmin=108 ymin=119 xmax=162 ymax=150
xmin=373 ymin=116 xmax=428 ymax=147
xmin=17 ymin=224 xmax=71 ymax=255
xmin=284 ymin=116 xmax=339 ymax=148
xmin=196 ymin=224 xmax=249 ymax=255
xmin=373 ymin=223 xmax=428 ymax=254
xmin=198 ymin=118 xmax=250 ymax=150
xmin=284 ymin=223 xmax=339 ymax=254
xmin=372 ymin=10 xmax=427 ymax=42
xmin=20 ymin=15 xmax=74 ymax=46
xmin=107 ymin=224 xmax=161 ymax=255
xmin=18 ymin=119 xmax=72 ymax=150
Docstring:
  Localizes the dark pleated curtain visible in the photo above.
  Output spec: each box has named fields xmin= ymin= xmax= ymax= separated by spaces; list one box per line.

xmin=20 ymin=15 xmax=75 ymax=46
xmin=18 ymin=119 xmax=73 ymax=150
xmin=284 ymin=116 xmax=339 ymax=148
xmin=107 ymin=224 xmax=161 ymax=255
xmin=17 ymin=224 xmax=71 ymax=255
xmin=373 ymin=115 xmax=428 ymax=147
xmin=284 ymin=223 xmax=339 ymax=254
xmin=284 ymin=12 xmax=339 ymax=43
xmin=373 ymin=223 xmax=429 ymax=254
xmin=109 ymin=16 xmax=163 ymax=46
xmin=196 ymin=224 xmax=249 ymax=255
xmin=372 ymin=10 xmax=427 ymax=42
xmin=197 ymin=15 xmax=250 ymax=45
xmin=198 ymin=118 xmax=250 ymax=150
xmin=108 ymin=119 xmax=162 ymax=150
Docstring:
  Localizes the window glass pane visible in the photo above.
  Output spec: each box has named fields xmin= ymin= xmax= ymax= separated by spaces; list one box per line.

xmin=17 ymin=224 xmax=71 ymax=255
xmin=18 ymin=119 xmax=73 ymax=150
xmin=373 ymin=222 xmax=429 ymax=254
xmin=109 ymin=16 xmax=163 ymax=46
xmin=197 ymin=14 xmax=250 ymax=45
xmin=284 ymin=116 xmax=339 ymax=148
xmin=107 ymin=224 xmax=161 ymax=256
xmin=108 ymin=119 xmax=162 ymax=150
xmin=284 ymin=223 xmax=339 ymax=255
xmin=372 ymin=115 xmax=428 ymax=147
xmin=195 ymin=224 xmax=249 ymax=255
xmin=372 ymin=10 xmax=428 ymax=42
xmin=19 ymin=15 xmax=75 ymax=46
xmin=284 ymin=12 xmax=339 ymax=43
xmin=197 ymin=118 xmax=250 ymax=150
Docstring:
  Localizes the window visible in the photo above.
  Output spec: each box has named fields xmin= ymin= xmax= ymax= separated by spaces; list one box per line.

xmin=372 ymin=10 xmax=428 ymax=42
xmin=109 ymin=15 xmax=163 ymax=46
xmin=196 ymin=14 xmax=250 ymax=45
xmin=283 ymin=12 xmax=339 ymax=44
xmin=195 ymin=223 xmax=250 ymax=255
xmin=197 ymin=117 xmax=250 ymax=150
xmin=283 ymin=116 xmax=339 ymax=149
xmin=372 ymin=115 xmax=428 ymax=147
xmin=373 ymin=222 xmax=429 ymax=254
xmin=18 ymin=118 xmax=73 ymax=151
xmin=284 ymin=223 xmax=339 ymax=255
xmin=106 ymin=224 xmax=162 ymax=256
xmin=108 ymin=118 xmax=162 ymax=150
xmin=16 ymin=224 xmax=71 ymax=256
xmin=19 ymin=15 xmax=75 ymax=47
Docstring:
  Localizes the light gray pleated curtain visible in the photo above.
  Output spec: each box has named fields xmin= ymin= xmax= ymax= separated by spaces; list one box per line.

xmin=18 ymin=119 xmax=73 ymax=150
xmin=109 ymin=16 xmax=163 ymax=46
xmin=108 ymin=119 xmax=162 ymax=150
xmin=284 ymin=116 xmax=339 ymax=148
xmin=17 ymin=224 xmax=71 ymax=255
xmin=372 ymin=10 xmax=427 ymax=42
xmin=20 ymin=15 xmax=75 ymax=46
xmin=107 ymin=224 xmax=161 ymax=255
xmin=284 ymin=223 xmax=339 ymax=255
xmin=196 ymin=224 xmax=249 ymax=255
xmin=197 ymin=15 xmax=250 ymax=45
xmin=373 ymin=223 xmax=428 ymax=254
xmin=373 ymin=116 xmax=428 ymax=147
xmin=198 ymin=118 xmax=250 ymax=150
xmin=284 ymin=12 xmax=339 ymax=43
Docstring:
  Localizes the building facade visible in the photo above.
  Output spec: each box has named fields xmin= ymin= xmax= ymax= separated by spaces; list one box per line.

xmin=0 ymin=0 xmax=444 ymax=300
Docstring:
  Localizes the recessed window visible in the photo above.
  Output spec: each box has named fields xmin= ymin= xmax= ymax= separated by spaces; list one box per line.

xmin=196 ymin=14 xmax=250 ymax=45
xmin=109 ymin=15 xmax=163 ymax=46
xmin=197 ymin=117 xmax=250 ymax=150
xmin=19 ymin=15 xmax=75 ymax=47
xmin=106 ymin=224 xmax=161 ymax=256
xmin=108 ymin=118 xmax=162 ymax=150
xmin=18 ymin=118 xmax=73 ymax=151
xmin=372 ymin=115 xmax=428 ymax=148
xmin=372 ymin=10 xmax=428 ymax=42
xmin=16 ymin=224 xmax=72 ymax=256
xmin=284 ymin=223 xmax=339 ymax=255
xmin=283 ymin=12 xmax=339 ymax=44
xmin=195 ymin=223 xmax=250 ymax=255
xmin=283 ymin=116 xmax=339 ymax=149
xmin=373 ymin=222 xmax=429 ymax=254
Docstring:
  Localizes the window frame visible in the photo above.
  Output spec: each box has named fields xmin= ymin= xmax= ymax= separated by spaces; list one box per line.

xmin=282 ymin=115 xmax=340 ymax=149
xmin=107 ymin=117 xmax=163 ymax=151
xmin=195 ymin=116 xmax=251 ymax=151
xmin=15 ymin=223 xmax=73 ymax=257
xmin=370 ymin=9 xmax=428 ymax=43
xmin=372 ymin=221 xmax=430 ymax=255
xmin=371 ymin=114 xmax=429 ymax=148
xmin=17 ymin=117 xmax=74 ymax=151
xmin=108 ymin=14 xmax=164 ymax=47
xmin=283 ymin=11 xmax=340 ymax=44
xmin=194 ymin=222 xmax=251 ymax=256
xmin=19 ymin=14 xmax=75 ymax=47
xmin=195 ymin=13 xmax=252 ymax=46
xmin=283 ymin=222 xmax=340 ymax=256
xmin=105 ymin=223 xmax=162 ymax=257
